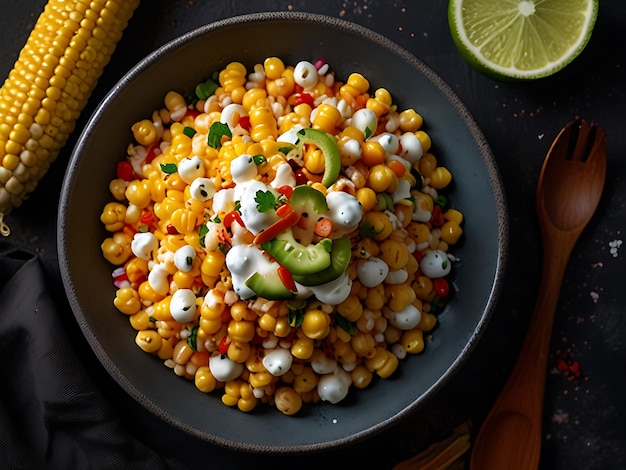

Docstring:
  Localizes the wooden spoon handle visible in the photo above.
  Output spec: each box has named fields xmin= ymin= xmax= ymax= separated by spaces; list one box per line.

xmin=470 ymin=232 xmax=576 ymax=469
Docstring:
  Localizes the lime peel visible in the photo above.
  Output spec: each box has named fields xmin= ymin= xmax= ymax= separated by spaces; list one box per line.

xmin=448 ymin=0 xmax=599 ymax=80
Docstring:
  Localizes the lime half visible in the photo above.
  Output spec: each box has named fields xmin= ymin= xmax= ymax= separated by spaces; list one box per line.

xmin=448 ymin=0 xmax=599 ymax=80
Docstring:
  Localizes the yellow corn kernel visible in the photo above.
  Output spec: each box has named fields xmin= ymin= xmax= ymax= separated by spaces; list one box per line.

xmin=100 ymin=231 xmax=132 ymax=265
xmin=124 ymin=257 xmax=149 ymax=285
xmin=238 ymin=390 xmax=257 ymax=412
xmin=300 ymin=309 xmax=331 ymax=340
xmin=367 ymin=163 xmax=396 ymax=193
xmin=366 ymin=88 xmax=392 ymax=117
xmin=355 ymin=187 xmax=377 ymax=212
xmin=0 ymin=0 xmax=141 ymax=234
xmin=386 ymin=284 xmax=417 ymax=312
xmin=173 ymin=270 xmax=195 ymax=289
xmin=401 ymin=328 xmax=425 ymax=354
xmin=336 ymin=294 xmax=364 ymax=322
xmin=291 ymin=336 xmax=315 ymax=360
xmin=351 ymin=332 xmax=376 ymax=357
xmin=242 ymin=87 xmax=268 ymax=111
xmin=408 ymin=222 xmax=430 ymax=245
xmin=172 ymin=340 xmax=195 ymax=365
xmin=131 ymin=119 xmax=158 ymax=146
xmin=312 ymin=103 xmax=341 ymax=134
xmin=274 ymin=386 xmax=303 ymax=416
xmin=227 ymin=320 xmax=255 ymax=343
xmin=129 ymin=310 xmax=151 ymax=331
xmin=258 ymin=312 xmax=277 ymax=332
xmin=418 ymin=153 xmax=437 ymax=177
xmin=170 ymin=207 xmax=199 ymax=234
xmin=267 ymin=67 xmax=295 ymax=98
xmin=415 ymin=130 xmax=432 ymax=153
xmin=341 ymin=72 xmax=370 ymax=97
xmin=413 ymin=275 xmax=435 ymax=301
xmin=364 ymin=284 xmax=385 ymax=311
xmin=199 ymin=317 xmax=222 ymax=335
xmin=201 ymin=251 xmax=226 ymax=278
xmin=379 ymin=239 xmax=410 ymax=270
xmin=227 ymin=341 xmax=250 ymax=363
xmin=351 ymin=364 xmax=374 ymax=389
xmin=399 ymin=109 xmax=424 ymax=132
xmin=444 ymin=208 xmax=464 ymax=225
xmin=219 ymin=62 xmax=247 ymax=92
xmin=273 ymin=316 xmax=292 ymax=337
xmin=113 ymin=287 xmax=141 ymax=315
xmin=152 ymin=296 xmax=173 ymax=321
xmin=293 ymin=366 xmax=318 ymax=393
xmin=100 ymin=201 xmax=126 ymax=232
xmin=195 ymin=366 xmax=217 ymax=393
xmin=249 ymin=105 xmax=277 ymax=142
xmin=440 ymin=220 xmax=464 ymax=245
xmin=138 ymin=280 xmax=166 ymax=304
xmin=135 ymin=330 xmax=162 ymax=354
xmin=125 ymin=179 xmax=152 ymax=209
xmin=361 ymin=211 xmax=393 ymax=241
xmin=303 ymin=146 xmax=325 ymax=174
xmin=417 ymin=311 xmax=437 ymax=332
xmin=364 ymin=346 xmax=388 ymax=371
xmin=429 ymin=166 xmax=452 ymax=189
xmin=376 ymin=350 xmax=399 ymax=378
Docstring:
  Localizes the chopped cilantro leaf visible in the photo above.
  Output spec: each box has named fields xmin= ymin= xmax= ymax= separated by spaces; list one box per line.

xmin=255 ymin=190 xmax=280 ymax=213
xmin=287 ymin=308 xmax=305 ymax=328
xmin=358 ymin=221 xmax=377 ymax=238
xmin=195 ymin=77 xmax=219 ymax=100
xmin=198 ymin=224 xmax=209 ymax=247
xmin=187 ymin=325 xmax=199 ymax=351
xmin=183 ymin=126 xmax=197 ymax=138
xmin=160 ymin=163 xmax=177 ymax=174
xmin=335 ymin=314 xmax=357 ymax=336
xmin=207 ymin=121 xmax=232 ymax=149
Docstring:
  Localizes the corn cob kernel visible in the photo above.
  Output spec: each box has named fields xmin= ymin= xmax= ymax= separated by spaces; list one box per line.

xmin=0 ymin=0 xmax=140 ymax=236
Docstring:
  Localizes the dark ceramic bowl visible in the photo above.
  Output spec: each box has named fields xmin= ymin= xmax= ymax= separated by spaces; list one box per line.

xmin=58 ymin=12 xmax=508 ymax=454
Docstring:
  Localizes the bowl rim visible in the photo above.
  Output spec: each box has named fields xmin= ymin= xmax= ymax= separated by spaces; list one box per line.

xmin=58 ymin=10 xmax=509 ymax=454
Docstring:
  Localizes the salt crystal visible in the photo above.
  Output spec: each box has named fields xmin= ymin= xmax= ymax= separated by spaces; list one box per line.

xmin=609 ymin=239 xmax=623 ymax=258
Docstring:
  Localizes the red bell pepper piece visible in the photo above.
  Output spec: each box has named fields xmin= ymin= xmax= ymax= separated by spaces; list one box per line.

xmin=116 ymin=161 xmax=134 ymax=181
xmin=276 ymin=203 xmax=293 ymax=217
xmin=144 ymin=144 xmax=159 ymax=164
xmin=253 ymin=210 xmax=300 ymax=245
xmin=294 ymin=92 xmax=314 ymax=107
xmin=433 ymin=277 xmax=450 ymax=298
xmin=276 ymin=185 xmax=293 ymax=199
xmin=218 ymin=336 xmax=230 ymax=355
xmin=278 ymin=265 xmax=297 ymax=292
xmin=223 ymin=210 xmax=245 ymax=229
xmin=238 ymin=115 xmax=251 ymax=131
xmin=430 ymin=204 xmax=445 ymax=227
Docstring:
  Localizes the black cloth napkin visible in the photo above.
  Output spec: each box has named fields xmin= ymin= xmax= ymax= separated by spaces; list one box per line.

xmin=0 ymin=246 xmax=184 ymax=470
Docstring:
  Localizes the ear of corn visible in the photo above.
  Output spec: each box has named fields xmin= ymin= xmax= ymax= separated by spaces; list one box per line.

xmin=0 ymin=0 xmax=141 ymax=236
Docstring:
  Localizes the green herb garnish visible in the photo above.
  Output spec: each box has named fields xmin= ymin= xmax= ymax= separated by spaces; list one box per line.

xmin=254 ymin=190 xmax=280 ymax=213
xmin=335 ymin=314 xmax=357 ymax=336
xmin=160 ymin=163 xmax=177 ymax=174
xmin=252 ymin=154 xmax=267 ymax=165
xmin=207 ymin=121 xmax=232 ymax=149
xmin=183 ymin=126 xmax=197 ymax=138
xmin=187 ymin=325 xmax=199 ymax=351
xmin=195 ymin=77 xmax=219 ymax=100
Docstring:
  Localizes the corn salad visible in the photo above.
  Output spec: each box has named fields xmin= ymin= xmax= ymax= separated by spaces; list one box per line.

xmin=99 ymin=57 xmax=464 ymax=415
